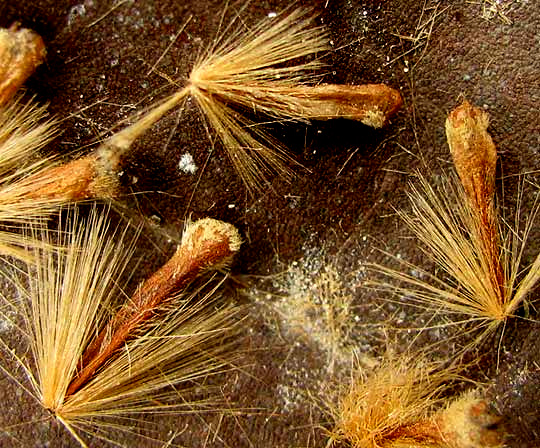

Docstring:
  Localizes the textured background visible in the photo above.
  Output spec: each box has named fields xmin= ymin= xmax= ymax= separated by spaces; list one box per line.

xmin=0 ymin=0 xmax=539 ymax=447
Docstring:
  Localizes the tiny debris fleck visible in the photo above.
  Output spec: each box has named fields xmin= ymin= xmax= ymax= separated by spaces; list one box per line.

xmin=67 ymin=4 xmax=87 ymax=27
xmin=149 ymin=215 xmax=161 ymax=225
xmin=0 ymin=316 xmax=13 ymax=333
xmin=268 ymin=12 xmax=277 ymax=18
xmin=228 ymin=204 xmax=236 ymax=209
xmin=178 ymin=153 xmax=197 ymax=174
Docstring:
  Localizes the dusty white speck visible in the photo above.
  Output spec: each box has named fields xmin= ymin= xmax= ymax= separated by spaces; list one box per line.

xmin=0 ymin=319 xmax=12 ymax=333
xmin=268 ymin=12 xmax=277 ymax=18
xmin=178 ymin=153 xmax=197 ymax=174
xmin=228 ymin=204 xmax=236 ymax=209
xmin=67 ymin=4 xmax=86 ymax=27
xmin=0 ymin=312 xmax=14 ymax=333
xmin=149 ymin=215 xmax=161 ymax=225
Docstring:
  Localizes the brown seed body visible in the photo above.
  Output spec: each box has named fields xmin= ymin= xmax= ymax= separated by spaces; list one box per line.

xmin=0 ymin=25 xmax=46 ymax=105
xmin=25 ymin=154 xmax=119 ymax=201
xmin=446 ymin=100 xmax=497 ymax=214
xmin=294 ymin=83 xmax=402 ymax=128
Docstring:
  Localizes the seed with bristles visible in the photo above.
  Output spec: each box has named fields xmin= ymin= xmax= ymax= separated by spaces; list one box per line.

xmin=2 ymin=209 xmax=242 ymax=446
xmin=182 ymin=7 xmax=402 ymax=193
xmin=367 ymin=100 xmax=540 ymax=346
xmin=328 ymin=354 xmax=506 ymax=448
xmin=66 ymin=217 xmax=242 ymax=396
xmin=446 ymin=100 xmax=502 ymax=304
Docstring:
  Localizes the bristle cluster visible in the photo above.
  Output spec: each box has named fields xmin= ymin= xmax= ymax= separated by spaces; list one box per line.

xmin=329 ymin=355 xmax=452 ymax=448
xmin=0 ymin=96 xmax=62 ymax=259
xmin=371 ymin=176 xmax=510 ymax=327
xmin=189 ymin=8 xmax=329 ymax=119
xmin=28 ymin=210 xmax=124 ymax=414
xmin=187 ymin=8 xmax=330 ymax=192
xmin=0 ymin=96 xmax=56 ymax=174
xmin=4 ymin=209 xmax=241 ymax=445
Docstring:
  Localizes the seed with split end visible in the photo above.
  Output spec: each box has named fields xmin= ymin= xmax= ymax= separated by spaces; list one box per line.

xmin=66 ymin=218 xmax=241 ymax=396
xmin=0 ymin=25 xmax=46 ymax=105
